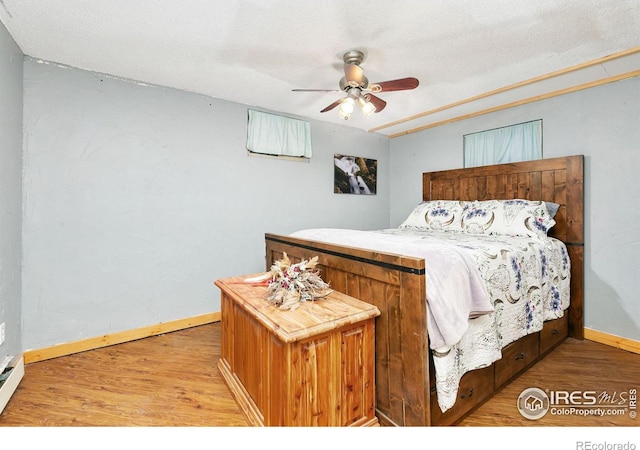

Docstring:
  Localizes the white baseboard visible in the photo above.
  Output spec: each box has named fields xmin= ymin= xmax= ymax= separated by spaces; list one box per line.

xmin=0 ymin=356 xmax=24 ymax=414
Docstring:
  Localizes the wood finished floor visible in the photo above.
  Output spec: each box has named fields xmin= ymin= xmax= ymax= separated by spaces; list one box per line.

xmin=1 ymin=322 xmax=638 ymax=427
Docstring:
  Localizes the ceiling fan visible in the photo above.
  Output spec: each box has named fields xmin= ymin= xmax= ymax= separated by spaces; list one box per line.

xmin=293 ymin=49 xmax=419 ymax=120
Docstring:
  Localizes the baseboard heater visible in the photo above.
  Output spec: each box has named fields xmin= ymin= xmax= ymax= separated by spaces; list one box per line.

xmin=0 ymin=356 xmax=24 ymax=414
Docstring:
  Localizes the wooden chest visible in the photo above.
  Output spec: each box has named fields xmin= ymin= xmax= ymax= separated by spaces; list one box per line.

xmin=215 ymin=274 xmax=381 ymax=427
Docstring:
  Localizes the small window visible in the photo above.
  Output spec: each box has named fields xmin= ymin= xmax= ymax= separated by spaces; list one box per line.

xmin=463 ymin=119 xmax=542 ymax=168
xmin=246 ymin=109 xmax=312 ymax=160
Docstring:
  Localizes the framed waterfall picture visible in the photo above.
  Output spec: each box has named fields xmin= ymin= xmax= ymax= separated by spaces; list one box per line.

xmin=334 ymin=154 xmax=377 ymax=195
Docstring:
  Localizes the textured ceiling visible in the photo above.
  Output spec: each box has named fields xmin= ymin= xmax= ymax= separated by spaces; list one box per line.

xmin=1 ymin=0 xmax=639 ymax=136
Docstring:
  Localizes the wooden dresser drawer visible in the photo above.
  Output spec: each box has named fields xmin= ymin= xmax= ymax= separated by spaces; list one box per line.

xmin=431 ymin=365 xmax=494 ymax=425
xmin=540 ymin=314 xmax=568 ymax=355
xmin=494 ymin=333 xmax=540 ymax=388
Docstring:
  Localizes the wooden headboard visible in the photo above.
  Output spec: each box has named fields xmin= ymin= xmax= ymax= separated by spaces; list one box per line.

xmin=422 ymin=155 xmax=584 ymax=338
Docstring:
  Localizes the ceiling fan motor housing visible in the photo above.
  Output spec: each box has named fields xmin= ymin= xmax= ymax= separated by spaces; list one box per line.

xmin=342 ymin=50 xmax=367 ymax=89
xmin=339 ymin=75 xmax=368 ymax=91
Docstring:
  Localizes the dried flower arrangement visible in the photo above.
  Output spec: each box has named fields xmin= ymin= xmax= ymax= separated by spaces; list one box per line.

xmin=245 ymin=252 xmax=332 ymax=311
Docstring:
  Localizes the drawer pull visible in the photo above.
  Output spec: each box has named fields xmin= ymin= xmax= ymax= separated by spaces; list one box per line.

xmin=515 ymin=352 xmax=526 ymax=360
xmin=551 ymin=329 xmax=560 ymax=335
xmin=460 ymin=388 xmax=474 ymax=399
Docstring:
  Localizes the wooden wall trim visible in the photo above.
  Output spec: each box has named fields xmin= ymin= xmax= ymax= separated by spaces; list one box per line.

xmin=23 ymin=312 xmax=221 ymax=364
xmin=370 ymin=45 xmax=640 ymax=135
xmin=388 ymin=70 xmax=640 ymax=138
xmin=584 ymin=328 xmax=640 ymax=355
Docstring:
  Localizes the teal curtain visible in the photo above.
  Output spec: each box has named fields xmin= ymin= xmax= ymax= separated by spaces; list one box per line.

xmin=464 ymin=120 xmax=542 ymax=167
xmin=246 ymin=109 xmax=312 ymax=158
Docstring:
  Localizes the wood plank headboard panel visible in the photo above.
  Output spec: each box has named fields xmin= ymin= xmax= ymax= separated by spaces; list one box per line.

xmin=422 ymin=155 xmax=584 ymax=338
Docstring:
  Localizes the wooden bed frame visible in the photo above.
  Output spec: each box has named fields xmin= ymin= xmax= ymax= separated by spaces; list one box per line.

xmin=264 ymin=155 xmax=584 ymax=426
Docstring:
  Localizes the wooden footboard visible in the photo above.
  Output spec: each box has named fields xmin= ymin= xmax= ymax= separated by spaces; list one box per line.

xmin=265 ymin=233 xmax=430 ymax=426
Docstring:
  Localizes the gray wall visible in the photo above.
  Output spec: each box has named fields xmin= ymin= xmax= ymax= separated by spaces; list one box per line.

xmin=11 ymin=47 xmax=640 ymax=352
xmin=390 ymin=76 xmax=640 ymax=342
xmin=21 ymin=58 xmax=390 ymax=351
xmin=0 ymin=23 xmax=23 ymax=364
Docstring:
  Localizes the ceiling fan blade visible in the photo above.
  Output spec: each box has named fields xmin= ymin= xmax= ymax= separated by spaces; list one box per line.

xmin=344 ymin=63 xmax=364 ymax=87
xmin=364 ymin=94 xmax=387 ymax=113
xmin=293 ymin=88 xmax=342 ymax=92
xmin=369 ymin=77 xmax=419 ymax=92
xmin=320 ymin=99 xmax=342 ymax=113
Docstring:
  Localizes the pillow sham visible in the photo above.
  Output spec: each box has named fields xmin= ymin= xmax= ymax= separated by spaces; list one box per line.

xmin=460 ymin=199 xmax=556 ymax=238
xmin=399 ymin=200 xmax=465 ymax=232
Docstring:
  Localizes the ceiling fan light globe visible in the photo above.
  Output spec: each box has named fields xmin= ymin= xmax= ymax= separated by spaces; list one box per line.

xmin=358 ymin=96 xmax=376 ymax=117
xmin=338 ymin=109 xmax=350 ymax=120
xmin=339 ymin=97 xmax=355 ymax=114
xmin=361 ymin=101 xmax=376 ymax=117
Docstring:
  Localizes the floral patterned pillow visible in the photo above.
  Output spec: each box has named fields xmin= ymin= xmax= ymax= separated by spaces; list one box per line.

xmin=460 ymin=199 xmax=556 ymax=238
xmin=399 ymin=200 xmax=465 ymax=232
